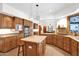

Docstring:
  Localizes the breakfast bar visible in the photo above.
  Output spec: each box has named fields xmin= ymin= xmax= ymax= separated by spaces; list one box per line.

xmin=21 ymin=35 xmax=47 ymax=56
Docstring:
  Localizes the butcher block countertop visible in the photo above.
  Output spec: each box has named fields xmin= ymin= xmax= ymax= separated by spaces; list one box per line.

xmin=21 ymin=35 xmax=47 ymax=43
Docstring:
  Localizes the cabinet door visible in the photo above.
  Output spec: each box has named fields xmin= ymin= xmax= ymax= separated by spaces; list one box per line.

xmin=52 ymin=35 xmax=57 ymax=45
xmin=4 ymin=37 xmax=11 ymax=52
xmin=63 ymin=37 xmax=71 ymax=53
xmin=56 ymin=35 xmax=63 ymax=49
xmin=77 ymin=43 xmax=79 ymax=56
xmin=3 ymin=36 xmax=17 ymax=52
xmin=0 ymin=14 xmax=3 ymax=28
xmin=10 ymin=36 xmax=17 ymax=49
xmin=0 ymin=39 xmax=4 ymax=51
xmin=71 ymin=39 xmax=78 ymax=56
xmin=3 ymin=15 xmax=13 ymax=28
xmin=46 ymin=35 xmax=52 ymax=44
xmin=19 ymin=19 xmax=23 ymax=25
xmin=14 ymin=17 xmax=20 ymax=24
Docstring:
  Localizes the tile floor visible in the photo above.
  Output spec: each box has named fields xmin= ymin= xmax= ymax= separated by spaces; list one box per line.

xmin=0 ymin=44 xmax=70 ymax=56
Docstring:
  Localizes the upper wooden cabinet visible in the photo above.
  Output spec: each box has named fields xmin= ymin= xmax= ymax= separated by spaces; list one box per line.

xmin=13 ymin=17 xmax=23 ymax=29
xmin=24 ymin=19 xmax=32 ymax=27
xmin=0 ymin=14 xmax=13 ymax=28
xmin=14 ymin=17 xmax=23 ymax=25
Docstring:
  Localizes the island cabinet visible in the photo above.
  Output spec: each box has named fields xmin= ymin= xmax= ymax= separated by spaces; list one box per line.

xmin=0 ymin=14 xmax=13 ymax=28
xmin=56 ymin=35 xmax=64 ymax=49
xmin=21 ymin=36 xmax=46 ymax=56
xmin=71 ymin=39 xmax=78 ymax=56
xmin=63 ymin=37 xmax=71 ymax=53
xmin=0 ymin=36 xmax=17 ymax=52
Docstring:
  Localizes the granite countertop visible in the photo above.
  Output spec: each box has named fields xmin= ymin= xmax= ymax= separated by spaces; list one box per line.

xmin=41 ymin=33 xmax=79 ymax=42
xmin=63 ymin=35 xmax=79 ymax=42
xmin=21 ymin=35 xmax=47 ymax=43
xmin=41 ymin=33 xmax=56 ymax=35
xmin=0 ymin=33 xmax=18 ymax=38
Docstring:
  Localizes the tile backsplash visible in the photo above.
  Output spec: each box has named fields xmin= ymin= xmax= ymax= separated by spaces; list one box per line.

xmin=0 ymin=29 xmax=19 ymax=34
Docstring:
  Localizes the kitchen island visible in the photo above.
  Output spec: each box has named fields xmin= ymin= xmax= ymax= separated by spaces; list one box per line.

xmin=21 ymin=35 xmax=47 ymax=56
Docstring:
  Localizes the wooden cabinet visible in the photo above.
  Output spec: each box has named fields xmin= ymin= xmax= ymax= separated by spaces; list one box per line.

xmin=14 ymin=17 xmax=23 ymax=25
xmin=3 ymin=15 xmax=13 ymax=28
xmin=34 ymin=32 xmax=38 ymax=35
xmin=0 ymin=14 xmax=3 ymax=27
xmin=0 ymin=36 xmax=17 ymax=52
xmin=13 ymin=17 xmax=23 ymax=29
xmin=24 ymin=19 xmax=32 ymax=27
xmin=71 ymin=39 xmax=78 ymax=56
xmin=56 ymin=35 xmax=64 ymax=49
xmin=24 ymin=42 xmax=37 ymax=56
xmin=52 ymin=35 xmax=57 ymax=46
xmin=41 ymin=34 xmax=56 ymax=45
xmin=45 ymin=34 xmax=53 ymax=44
xmin=24 ymin=39 xmax=46 ymax=56
xmin=0 ymin=14 xmax=13 ymax=28
xmin=0 ymin=39 xmax=4 ymax=51
xmin=77 ymin=43 xmax=79 ymax=56
xmin=63 ymin=37 xmax=71 ymax=53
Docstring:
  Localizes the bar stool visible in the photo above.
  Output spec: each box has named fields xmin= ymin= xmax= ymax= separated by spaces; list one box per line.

xmin=17 ymin=40 xmax=25 ymax=56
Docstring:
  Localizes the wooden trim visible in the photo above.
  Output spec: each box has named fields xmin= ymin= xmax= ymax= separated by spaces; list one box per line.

xmin=67 ymin=16 xmax=70 ymax=33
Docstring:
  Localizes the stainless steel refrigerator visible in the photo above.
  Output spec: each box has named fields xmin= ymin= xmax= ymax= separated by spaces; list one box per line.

xmin=24 ymin=26 xmax=30 ymax=37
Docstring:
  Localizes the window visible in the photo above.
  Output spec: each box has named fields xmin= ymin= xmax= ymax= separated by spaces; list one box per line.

xmin=70 ymin=16 xmax=79 ymax=33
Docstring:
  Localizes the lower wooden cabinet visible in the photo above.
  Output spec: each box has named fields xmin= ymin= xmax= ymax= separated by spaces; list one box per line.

xmin=46 ymin=35 xmax=53 ymax=44
xmin=71 ymin=39 xmax=78 ymax=56
xmin=63 ymin=37 xmax=71 ymax=53
xmin=56 ymin=35 xmax=64 ymax=49
xmin=41 ymin=33 xmax=79 ymax=56
xmin=52 ymin=35 xmax=57 ymax=46
xmin=77 ymin=43 xmax=79 ymax=56
xmin=0 ymin=36 xmax=17 ymax=52
xmin=0 ymin=39 xmax=4 ymax=51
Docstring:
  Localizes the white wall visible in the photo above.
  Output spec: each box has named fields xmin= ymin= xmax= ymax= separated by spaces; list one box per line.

xmin=39 ymin=19 xmax=57 ymax=31
xmin=57 ymin=17 xmax=67 ymax=28
xmin=55 ymin=4 xmax=79 ymax=18
xmin=0 ymin=3 xmax=2 ymax=11
xmin=2 ymin=4 xmax=28 ymax=19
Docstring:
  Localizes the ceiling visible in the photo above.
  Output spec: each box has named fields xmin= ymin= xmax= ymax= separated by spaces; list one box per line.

xmin=6 ymin=3 xmax=79 ymax=19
